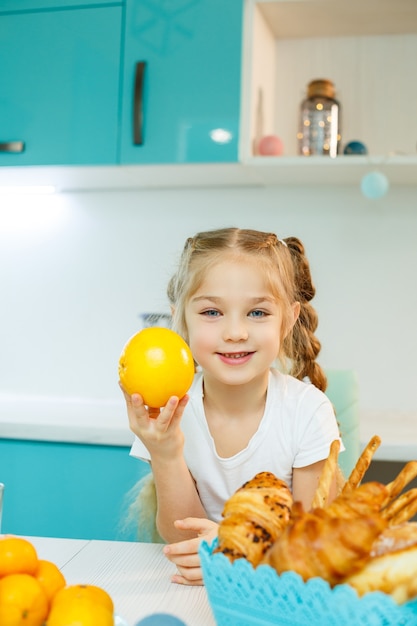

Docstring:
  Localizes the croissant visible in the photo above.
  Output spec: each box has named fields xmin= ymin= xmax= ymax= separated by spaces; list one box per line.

xmin=214 ymin=472 xmax=293 ymax=567
xmin=324 ymin=480 xmax=390 ymax=520
xmin=263 ymin=482 xmax=389 ymax=585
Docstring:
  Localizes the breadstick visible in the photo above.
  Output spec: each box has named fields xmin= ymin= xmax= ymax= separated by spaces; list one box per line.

xmin=386 ymin=489 xmax=417 ymax=525
xmin=382 ymin=487 xmax=417 ymax=520
xmin=386 ymin=461 xmax=417 ymax=501
xmin=311 ymin=439 xmax=340 ymax=509
xmin=391 ymin=499 xmax=417 ymax=525
xmin=342 ymin=435 xmax=381 ymax=494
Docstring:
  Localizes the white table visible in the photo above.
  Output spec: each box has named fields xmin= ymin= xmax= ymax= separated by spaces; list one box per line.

xmin=27 ymin=536 xmax=216 ymax=626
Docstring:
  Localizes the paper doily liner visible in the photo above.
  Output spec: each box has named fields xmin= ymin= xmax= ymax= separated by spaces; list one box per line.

xmin=200 ymin=540 xmax=417 ymax=626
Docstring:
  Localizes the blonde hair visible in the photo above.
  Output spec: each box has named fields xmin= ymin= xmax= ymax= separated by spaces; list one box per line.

xmin=119 ymin=473 xmax=163 ymax=543
xmin=167 ymin=227 xmax=326 ymax=391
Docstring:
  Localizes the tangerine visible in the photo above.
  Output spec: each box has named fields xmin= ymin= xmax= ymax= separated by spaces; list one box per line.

xmin=0 ymin=536 xmax=39 ymax=577
xmin=47 ymin=597 xmax=114 ymax=626
xmin=34 ymin=559 xmax=66 ymax=607
xmin=118 ymin=327 xmax=194 ymax=407
xmin=52 ymin=584 xmax=114 ymax=613
xmin=0 ymin=573 xmax=49 ymax=626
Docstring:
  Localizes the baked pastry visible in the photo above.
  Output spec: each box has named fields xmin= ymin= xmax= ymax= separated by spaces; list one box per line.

xmin=371 ymin=521 xmax=417 ymax=557
xmin=214 ymin=438 xmax=417 ymax=604
xmin=344 ymin=523 xmax=417 ymax=603
xmin=263 ymin=482 xmax=389 ymax=585
xmin=214 ymin=472 xmax=293 ymax=567
xmin=325 ymin=480 xmax=390 ymax=519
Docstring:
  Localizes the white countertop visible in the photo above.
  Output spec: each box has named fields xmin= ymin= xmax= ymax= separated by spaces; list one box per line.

xmin=0 ymin=392 xmax=134 ymax=447
xmin=359 ymin=409 xmax=417 ymax=462
xmin=1 ymin=392 xmax=416 ymax=462
xmin=25 ymin=536 xmax=216 ymax=626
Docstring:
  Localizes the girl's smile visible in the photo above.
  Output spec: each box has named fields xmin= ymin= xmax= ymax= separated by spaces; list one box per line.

xmin=216 ymin=351 xmax=255 ymax=365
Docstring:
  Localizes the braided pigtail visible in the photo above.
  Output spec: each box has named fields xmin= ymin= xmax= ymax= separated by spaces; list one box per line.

xmin=284 ymin=237 xmax=327 ymax=392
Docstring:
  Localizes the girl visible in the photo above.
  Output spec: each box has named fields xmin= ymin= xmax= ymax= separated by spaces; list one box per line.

xmin=122 ymin=227 xmax=343 ymax=585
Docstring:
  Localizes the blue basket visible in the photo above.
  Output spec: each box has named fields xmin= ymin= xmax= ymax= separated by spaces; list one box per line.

xmin=200 ymin=540 xmax=417 ymax=626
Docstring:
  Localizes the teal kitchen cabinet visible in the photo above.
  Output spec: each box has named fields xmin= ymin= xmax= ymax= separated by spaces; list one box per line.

xmin=119 ymin=0 xmax=243 ymax=164
xmin=0 ymin=4 xmax=123 ymax=166
xmin=0 ymin=439 xmax=150 ymax=541
xmin=0 ymin=0 xmax=119 ymax=9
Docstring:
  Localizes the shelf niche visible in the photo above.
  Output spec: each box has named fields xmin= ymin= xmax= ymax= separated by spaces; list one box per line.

xmin=242 ymin=0 xmax=417 ymax=167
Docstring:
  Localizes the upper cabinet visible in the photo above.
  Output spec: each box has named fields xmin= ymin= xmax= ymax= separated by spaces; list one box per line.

xmin=1 ymin=0 xmax=417 ymax=187
xmin=241 ymin=0 xmax=417 ymax=183
xmin=0 ymin=3 xmax=123 ymax=166
xmin=0 ymin=0 xmax=243 ymax=168
xmin=119 ymin=0 xmax=243 ymax=164
xmin=0 ymin=1 xmax=118 ymax=8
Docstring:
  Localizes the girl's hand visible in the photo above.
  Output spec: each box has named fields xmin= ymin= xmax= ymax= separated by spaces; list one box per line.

xmin=163 ymin=518 xmax=219 ymax=586
xmin=120 ymin=383 xmax=189 ymax=460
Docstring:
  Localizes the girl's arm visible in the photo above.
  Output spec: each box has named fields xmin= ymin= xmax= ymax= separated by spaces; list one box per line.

xmin=123 ymin=390 xmax=206 ymax=542
xmin=152 ymin=453 xmax=206 ymax=542
xmin=292 ymin=459 xmax=337 ymax=511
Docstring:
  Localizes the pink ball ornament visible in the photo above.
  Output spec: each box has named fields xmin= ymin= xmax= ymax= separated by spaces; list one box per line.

xmin=257 ymin=135 xmax=284 ymax=156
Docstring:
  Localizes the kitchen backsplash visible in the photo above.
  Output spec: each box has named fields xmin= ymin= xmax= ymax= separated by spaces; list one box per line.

xmin=0 ymin=183 xmax=416 ymax=420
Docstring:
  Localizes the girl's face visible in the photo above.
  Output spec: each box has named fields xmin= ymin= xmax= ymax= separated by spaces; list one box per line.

xmin=184 ymin=256 xmax=298 ymax=387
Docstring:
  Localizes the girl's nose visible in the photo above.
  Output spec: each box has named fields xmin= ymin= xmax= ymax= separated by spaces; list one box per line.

xmin=223 ymin=319 xmax=249 ymax=342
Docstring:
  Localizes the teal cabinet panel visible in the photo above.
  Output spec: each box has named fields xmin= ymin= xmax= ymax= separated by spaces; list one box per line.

xmin=0 ymin=439 xmax=150 ymax=541
xmin=120 ymin=0 xmax=243 ymax=164
xmin=0 ymin=1 xmax=122 ymax=15
xmin=0 ymin=6 xmax=122 ymax=166
xmin=325 ymin=370 xmax=360 ymax=478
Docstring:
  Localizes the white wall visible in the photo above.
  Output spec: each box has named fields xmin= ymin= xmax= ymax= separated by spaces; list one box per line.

xmin=1 ymin=183 xmax=416 ymax=424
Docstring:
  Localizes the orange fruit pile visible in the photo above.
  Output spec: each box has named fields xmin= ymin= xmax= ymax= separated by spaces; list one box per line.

xmin=119 ymin=327 xmax=195 ymax=407
xmin=0 ymin=536 xmax=114 ymax=626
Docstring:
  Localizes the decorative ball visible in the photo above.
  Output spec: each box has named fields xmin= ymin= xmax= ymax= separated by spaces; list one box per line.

xmin=135 ymin=614 xmax=186 ymax=626
xmin=360 ymin=171 xmax=389 ymax=199
xmin=257 ymin=135 xmax=284 ymax=156
xmin=343 ymin=140 xmax=368 ymax=155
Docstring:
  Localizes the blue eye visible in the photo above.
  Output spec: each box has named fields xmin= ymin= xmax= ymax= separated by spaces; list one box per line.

xmin=249 ymin=309 xmax=267 ymax=318
xmin=202 ymin=309 xmax=220 ymax=317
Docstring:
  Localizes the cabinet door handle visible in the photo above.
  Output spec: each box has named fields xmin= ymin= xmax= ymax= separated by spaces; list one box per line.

xmin=133 ymin=61 xmax=146 ymax=145
xmin=0 ymin=141 xmax=25 ymax=153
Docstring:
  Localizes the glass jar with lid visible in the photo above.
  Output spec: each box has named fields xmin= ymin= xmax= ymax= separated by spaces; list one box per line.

xmin=297 ymin=79 xmax=341 ymax=157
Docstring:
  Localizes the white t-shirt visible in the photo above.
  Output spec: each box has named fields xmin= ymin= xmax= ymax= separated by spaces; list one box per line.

xmin=130 ymin=369 xmax=343 ymax=522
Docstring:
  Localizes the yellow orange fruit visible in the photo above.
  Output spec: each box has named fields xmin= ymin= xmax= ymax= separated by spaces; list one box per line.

xmin=0 ymin=536 xmax=39 ymax=577
xmin=47 ymin=597 xmax=114 ymax=626
xmin=52 ymin=584 xmax=114 ymax=613
xmin=118 ymin=327 xmax=194 ymax=407
xmin=34 ymin=559 xmax=66 ymax=607
xmin=0 ymin=573 xmax=49 ymax=626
